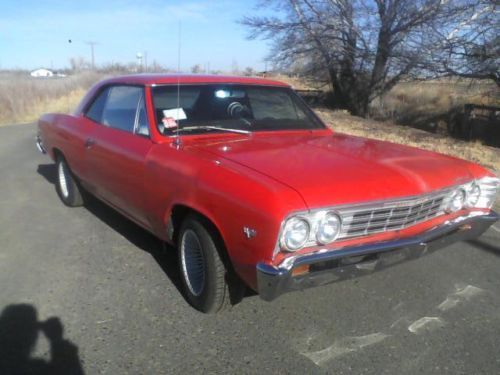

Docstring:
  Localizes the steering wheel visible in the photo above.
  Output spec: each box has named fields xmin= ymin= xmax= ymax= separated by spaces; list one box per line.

xmin=227 ymin=102 xmax=251 ymax=119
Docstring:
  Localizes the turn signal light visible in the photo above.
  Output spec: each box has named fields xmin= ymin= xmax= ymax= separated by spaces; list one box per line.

xmin=292 ymin=264 xmax=310 ymax=276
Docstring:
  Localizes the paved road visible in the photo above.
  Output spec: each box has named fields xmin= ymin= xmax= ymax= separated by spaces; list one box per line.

xmin=1 ymin=123 xmax=500 ymax=374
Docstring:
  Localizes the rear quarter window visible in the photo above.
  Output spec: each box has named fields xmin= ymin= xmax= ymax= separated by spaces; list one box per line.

xmin=85 ymin=88 xmax=110 ymax=123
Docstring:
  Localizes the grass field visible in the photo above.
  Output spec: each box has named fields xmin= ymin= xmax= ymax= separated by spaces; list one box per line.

xmin=372 ymin=80 xmax=499 ymax=134
xmin=0 ymin=71 xmax=104 ymax=125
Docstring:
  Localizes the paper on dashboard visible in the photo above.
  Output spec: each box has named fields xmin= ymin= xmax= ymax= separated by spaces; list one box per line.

xmin=163 ymin=108 xmax=187 ymax=121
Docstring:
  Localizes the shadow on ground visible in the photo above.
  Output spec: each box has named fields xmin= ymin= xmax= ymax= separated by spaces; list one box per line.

xmin=395 ymin=111 xmax=449 ymax=134
xmin=467 ymin=239 xmax=500 ymax=256
xmin=36 ymin=163 xmax=254 ymax=308
xmin=37 ymin=163 xmax=183 ymax=292
xmin=0 ymin=304 xmax=84 ymax=375
xmin=390 ymin=106 xmax=500 ymax=148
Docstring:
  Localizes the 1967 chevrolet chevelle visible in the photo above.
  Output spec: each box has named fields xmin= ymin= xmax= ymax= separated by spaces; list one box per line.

xmin=37 ymin=74 xmax=499 ymax=313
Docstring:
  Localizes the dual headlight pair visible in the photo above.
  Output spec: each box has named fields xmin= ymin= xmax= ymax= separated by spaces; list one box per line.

xmin=280 ymin=211 xmax=341 ymax=252
xmin=280 ymin=177 xmax=499 ymax=252
xmin=445 ymin=176 xmax=499 ymax=213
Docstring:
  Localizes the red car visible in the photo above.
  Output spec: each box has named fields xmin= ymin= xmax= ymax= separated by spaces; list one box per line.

xmin=37 ymin=74 xmax=499 ymax=313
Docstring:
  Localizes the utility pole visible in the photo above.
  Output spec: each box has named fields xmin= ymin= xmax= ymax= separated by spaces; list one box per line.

xmin=85 ymin=41 xmax=98 ymax=69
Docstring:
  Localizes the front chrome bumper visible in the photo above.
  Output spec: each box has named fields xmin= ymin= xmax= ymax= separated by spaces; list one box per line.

xmin=257 ymin=211 xmax=499 ymax=301
xmin=36 ymin=135 xmax=47 ymax=154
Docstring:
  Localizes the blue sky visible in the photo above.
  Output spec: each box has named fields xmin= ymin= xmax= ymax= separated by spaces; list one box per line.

xmin=0 ymin=0 xmax=273 ymax=71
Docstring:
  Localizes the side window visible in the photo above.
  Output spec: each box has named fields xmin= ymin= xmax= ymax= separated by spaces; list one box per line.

xmin=101 ymin=86 xmax=143 ymax=133
xmin=85 ymin=87 xmax=110 ymax=123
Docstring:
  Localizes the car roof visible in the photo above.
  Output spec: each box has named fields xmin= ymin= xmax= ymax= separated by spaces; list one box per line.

xmin=99 ymin=74 xmax=291 ymax=87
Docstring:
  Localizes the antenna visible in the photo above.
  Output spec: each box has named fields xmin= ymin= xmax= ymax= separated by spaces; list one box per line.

xmin=173 ymin=21 xmax=182 ymax=149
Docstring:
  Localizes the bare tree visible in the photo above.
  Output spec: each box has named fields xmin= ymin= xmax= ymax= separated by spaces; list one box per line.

xmin=432 ymin=0 xmax=499 ymax=85
xmin=243 ymin=67 xmax=256 ymax=76
xmin=69 ymin=56 xmax=89 ymax=72
xmin=191 ymin=64 xmax=203 ymax=74
xmin=242 ymin=0 xmax=472 ymax=117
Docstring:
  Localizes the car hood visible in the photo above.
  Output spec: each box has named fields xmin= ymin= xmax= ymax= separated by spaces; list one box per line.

xmin=190 ymin=131 xmax=478 ymax=209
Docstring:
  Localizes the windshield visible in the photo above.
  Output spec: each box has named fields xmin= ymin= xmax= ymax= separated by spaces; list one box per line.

xmin=151 ymin=84 xmax=324 ymax=135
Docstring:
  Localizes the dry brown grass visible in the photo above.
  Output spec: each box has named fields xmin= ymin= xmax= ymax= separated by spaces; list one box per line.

xmin=372 ymin=80 xmax=499 ymax=122
xmin=268 ymin=74 xmax=327 ymax=91
xmin=0 ymin=71 xmax=104 ymax=125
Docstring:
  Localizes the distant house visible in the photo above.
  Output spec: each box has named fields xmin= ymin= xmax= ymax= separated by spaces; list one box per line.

xmin=30 ymin=68 xmax=54 ymax=78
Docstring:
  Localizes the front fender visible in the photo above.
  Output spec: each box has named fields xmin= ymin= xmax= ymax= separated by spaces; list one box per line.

xmin=144 ymin=144 xmax=306 ymax=289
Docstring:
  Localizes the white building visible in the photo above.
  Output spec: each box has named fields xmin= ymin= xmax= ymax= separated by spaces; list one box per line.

xmin=30 ymin=68 xmax=54 ymax=78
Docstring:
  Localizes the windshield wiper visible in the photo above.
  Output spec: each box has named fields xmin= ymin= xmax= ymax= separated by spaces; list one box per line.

xmin=238 ymin=117 xmax=253 ymax=127
xmin=176 ymin=126 xmax=251 ymax=135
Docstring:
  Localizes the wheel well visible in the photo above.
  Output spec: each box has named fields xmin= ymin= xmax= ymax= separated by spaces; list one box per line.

xmin=52 ymin=148 xmax=63 ymax=160
xmin=170 ymin=205 xmax=221 ymax=245
xmin=169 ymin=205 xmax=232 ymax=266
xmin=169 ymin=204 xmax=192 ymax=243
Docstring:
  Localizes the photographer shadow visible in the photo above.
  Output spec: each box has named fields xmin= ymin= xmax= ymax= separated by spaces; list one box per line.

xmin=0 ymin=304 xmax=84 ymax=375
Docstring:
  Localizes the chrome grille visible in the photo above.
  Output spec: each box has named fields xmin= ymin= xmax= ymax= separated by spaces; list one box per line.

xmin=338 ymin=191 xmax=449 ymax=239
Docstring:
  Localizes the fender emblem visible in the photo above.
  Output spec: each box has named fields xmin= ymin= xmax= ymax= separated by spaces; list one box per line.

xmin=243 ymin=227 xmax=257 ymax=239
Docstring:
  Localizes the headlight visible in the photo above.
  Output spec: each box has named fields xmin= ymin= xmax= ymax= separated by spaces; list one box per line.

xmin=475 ymin=176 xmax=500 ymax=208
xmin=465 ymin=184 xmax=481 ymax=207
xmin=445 ymin=177 xmax=498 ymax=210
xmin=279 ymin=211 xmax=343 ymax=251
xmin=281 ymin=217 xmax=310 ymax=251
xmin=446 ymin=189 xmax=465 ymax=212
xmin=316 ymin=212 xmax=341 ymax=244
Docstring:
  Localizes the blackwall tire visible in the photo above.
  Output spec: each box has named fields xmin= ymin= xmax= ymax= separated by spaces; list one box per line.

xmin=178 ymin=215 xmax=231 ymax=313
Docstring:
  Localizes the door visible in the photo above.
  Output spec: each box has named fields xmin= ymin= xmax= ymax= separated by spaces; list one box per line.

xmin=84 ymin=85 xmax=153 ymax=226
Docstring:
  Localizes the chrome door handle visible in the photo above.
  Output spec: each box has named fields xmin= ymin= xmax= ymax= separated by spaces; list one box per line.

xmin=85 ymin=138 xmax=95 ymax=148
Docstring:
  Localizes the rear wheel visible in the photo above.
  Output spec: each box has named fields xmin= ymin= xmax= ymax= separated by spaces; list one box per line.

xmin=55 ymin=156 xmax=84 ymax=207
xmin=178 ymin=215 xmax=231 ymax=313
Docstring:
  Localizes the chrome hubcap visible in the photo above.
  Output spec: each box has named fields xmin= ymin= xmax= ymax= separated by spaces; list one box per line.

xmin=58 ymin=161 xmax=70 ymax=198
xmin=180 ymin=229 xmax=206 ymax=296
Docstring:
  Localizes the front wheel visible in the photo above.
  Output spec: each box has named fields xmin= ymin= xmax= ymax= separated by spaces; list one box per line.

xmin=55 ymin=156 xmax=84 ymax=207
xmin=178 ymin=215 xmax=232 ymax=313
